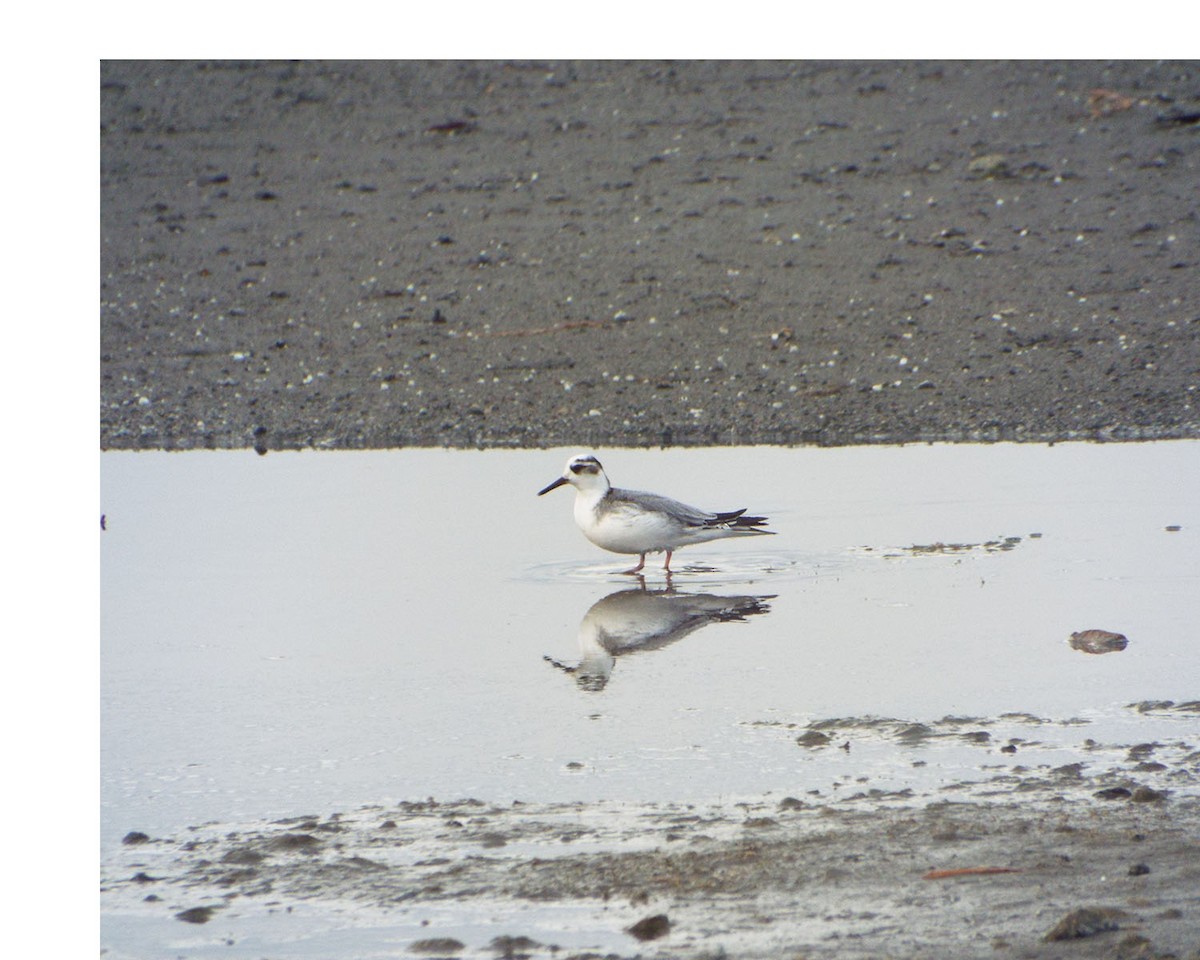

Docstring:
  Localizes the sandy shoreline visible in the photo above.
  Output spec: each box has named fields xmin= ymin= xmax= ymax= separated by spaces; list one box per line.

xmin=101 ymin=60 xmax=1199 ymax=451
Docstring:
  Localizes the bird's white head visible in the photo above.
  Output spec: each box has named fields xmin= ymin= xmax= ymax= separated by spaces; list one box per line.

xmin=537 ymin=453 xmax=610 ymax=497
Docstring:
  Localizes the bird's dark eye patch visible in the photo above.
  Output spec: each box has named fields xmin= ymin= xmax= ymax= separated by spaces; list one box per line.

xmin=570 ymin=463 xmax=586 ymax=474
xmin=570 ymin=461 xmax=599 ymax=475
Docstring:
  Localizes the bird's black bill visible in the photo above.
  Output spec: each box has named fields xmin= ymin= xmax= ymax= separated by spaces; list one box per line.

xmin=537 ymin=476 xmax=569 ymax=496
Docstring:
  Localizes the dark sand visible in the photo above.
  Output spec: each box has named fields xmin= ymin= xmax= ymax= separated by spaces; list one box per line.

xmin=101 ymin=60 xmax=1199 ymax=451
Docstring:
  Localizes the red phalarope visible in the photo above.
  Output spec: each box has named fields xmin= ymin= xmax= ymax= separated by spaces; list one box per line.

xmin=537 ymin=453 xmax=774 ymax=573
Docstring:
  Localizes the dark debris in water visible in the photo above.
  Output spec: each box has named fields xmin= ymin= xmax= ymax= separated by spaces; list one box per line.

xmin=887 ymin=535 xmax=1028 ymax=557
xmin=1129 ymin=700 xmax=1200 ymax=714
xmin=732 ymin=713 xmax=1198 ymax=814
xmin=847 ymin=533 xmax=1047 ymax=560
xmin=795 ymin=714 xmax=1002 ymax=747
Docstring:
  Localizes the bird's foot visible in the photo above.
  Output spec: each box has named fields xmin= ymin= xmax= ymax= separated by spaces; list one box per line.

xmin=621 ymin=554 xmax=647 ymax=575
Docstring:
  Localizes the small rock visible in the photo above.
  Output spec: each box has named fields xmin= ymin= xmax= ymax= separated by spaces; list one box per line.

xmin=1095 ymin=787 xmax=1133 ymax=801
xmin=1131 ymin=786 xmax=1165 ymax=803
xmin=796 ymin=730 xmax=831 ymax=747
xmin=627 ymin=913 xmax=671 ymax=941
xmin=176 ymin=906 xmax=217 ymax=924
xmin=121 ymin=831 xmax=150 ymax=845
xmin=408 ymin=937 xmax=466 ymax=954
xmin=488 ymin=935 xmax=541 ymax=958
xmin=269 ymin=832 xmax=321 ymax=850
xmin=1044 ymin=906 xmax=1126 ymax=941
xmin=1128 ymin=863 xmax=1151 ymax=876
xmin=967 ymin=154 xmax=1011 ymax=178
xmin=895 ymin=722 xmax=935 ymax=744
xmin=1108 ymin=932 xmax=1163 ymax=959
xmin=1070 ymin=629 xmax=1128 ymax=654
xmin=221 ymin=847 xmax=266 ymax=864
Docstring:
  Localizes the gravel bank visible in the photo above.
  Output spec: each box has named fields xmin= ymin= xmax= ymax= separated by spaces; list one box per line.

xmin=100 ymin=60 xmax=1200 ymax=451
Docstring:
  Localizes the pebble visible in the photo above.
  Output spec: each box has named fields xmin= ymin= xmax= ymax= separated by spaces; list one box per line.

xmin=1069 ymin=629 xmax=1129 ymax=654
xmin=627 ymin=914 xmax=671 ymax=941
xmin=1043 ymin=906 xmax=1126 ymax=941
xmin=175 ymin=906 xmax=217 ymax=924
xmin=408 ymin=937 xmax=465 ymax=954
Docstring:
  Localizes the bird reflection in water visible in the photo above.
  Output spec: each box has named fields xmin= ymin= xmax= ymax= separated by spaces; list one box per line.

xmin=545 ymin=580 xmax=774 ymax=691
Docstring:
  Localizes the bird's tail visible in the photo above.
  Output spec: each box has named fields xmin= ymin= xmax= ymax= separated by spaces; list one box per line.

xmin=707 ymin=509 xmax=774 ymax=535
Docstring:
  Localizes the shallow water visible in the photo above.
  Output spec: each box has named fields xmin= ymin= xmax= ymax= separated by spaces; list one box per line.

xmin=102 ymin=443 xmax=1198 ymax=849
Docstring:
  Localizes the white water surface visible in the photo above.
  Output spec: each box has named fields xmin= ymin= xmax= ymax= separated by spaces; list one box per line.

xmin=101 ymin=443 xmax=1200 ymax=855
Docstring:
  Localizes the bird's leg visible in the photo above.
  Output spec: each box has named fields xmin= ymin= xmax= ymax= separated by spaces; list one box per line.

xmin=622 ymin=553 xmax=647 ymax=575
xmin=663 ymin=550 xmax=674 ymax=572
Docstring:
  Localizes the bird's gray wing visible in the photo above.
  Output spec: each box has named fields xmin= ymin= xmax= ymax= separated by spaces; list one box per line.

xmin=608 ymin=487 xmax=715 ymax=527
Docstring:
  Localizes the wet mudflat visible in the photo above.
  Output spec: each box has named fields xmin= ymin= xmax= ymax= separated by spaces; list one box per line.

xmin=103 ymin=791 xmax=1200 ymax=960
xmin=100 ymin=442 xmax=1200 ymax=958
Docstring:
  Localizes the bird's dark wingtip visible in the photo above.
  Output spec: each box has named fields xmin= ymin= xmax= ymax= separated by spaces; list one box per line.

xmin=705 ymin=509 xmax=773 ymax=532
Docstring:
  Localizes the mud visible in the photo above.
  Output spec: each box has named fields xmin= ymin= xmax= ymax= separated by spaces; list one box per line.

xmin=102 ymin=708 xmax=1200 ymax=958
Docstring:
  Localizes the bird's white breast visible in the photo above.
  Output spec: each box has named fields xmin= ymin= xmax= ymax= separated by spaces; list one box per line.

xmin=574 ymin=492 xmax=681 ymax=554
